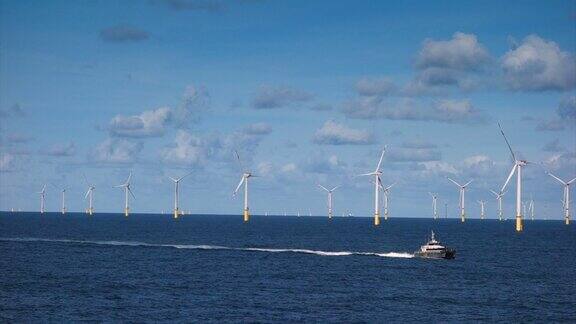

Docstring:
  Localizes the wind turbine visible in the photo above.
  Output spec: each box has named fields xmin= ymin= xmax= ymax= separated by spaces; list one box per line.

xmin=168 ymin=172 xmax=192 ymax=219
xmin=499 ymin=123 xmax=529 ymax=232
xmin=83 ymin=175 xmax=95 ymax=216
xmin=477 ymin=200 xmax=485 ymax=220
xmin=529 ymin=197 xmax=535 ymax=221
xmin=37 ymin=184 xmax=47 ymax=214
xmin=359 ymin=148 xmax=386 ymax=226
xmin=382 ymin=182 xmax=396 ymax=220
xmin=447 ymin=178 xmax=473 ymax=222
xmin=233 ymin=151 xmax=257 ymax=222
xmin=115 ymin=172 xmax=135 ymax=217
xmin=318 ymin=184 xmax=340 ymax=219
xmin=429 ymin=192 xmax=438 ymax=219
xmin=546 ymin=172 xmax=576 ymax=225
xmin=489 ymin=190 xmax=506 ymax=221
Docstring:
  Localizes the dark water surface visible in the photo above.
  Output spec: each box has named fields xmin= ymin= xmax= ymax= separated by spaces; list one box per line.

xmin=1 ymin=212 xmax=575 ymax=322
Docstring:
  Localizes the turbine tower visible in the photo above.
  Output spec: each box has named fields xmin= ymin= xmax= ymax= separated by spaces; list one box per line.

xmin=529 ymin=197 xmax=535 ymax=221
xmin=477 ymin=200 xmax=485 ymax=220
xmin=115 ymin=172 xmax=134 ymax=217
xmin=546 ymin=172 xmax=576 ymax=225
xmin=60 ymin=188 xmax=67 ymax=214
xmin=429 ymin=192 xmax=438 ymax=219
xmin=168 ymin=172 xmax=192 ymax=219
xmin=38 ymin=184 xmax=47 ymax=214
xmin=499 ymin=123 xmax=529 ymax=232
xmin=382 ymin=182 xmax=396 ymax=220
xmin=318 ymin=184 xmax=340 ymax=219
xmin=489 ymin=190 xmax=506 ymax=221
xmin=83 ymin=175 xmax=95 ymax=216
xmin=233 ymin=151 xmax=257 ymax=222
xmin=359 ymin=148 xmax=386 ymax=226
xmin=447 ymin=178 xmax=473 ymax=222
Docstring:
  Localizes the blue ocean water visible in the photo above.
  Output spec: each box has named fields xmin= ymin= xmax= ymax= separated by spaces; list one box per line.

xmin=1 ymin=212 xmax=575 ymax=322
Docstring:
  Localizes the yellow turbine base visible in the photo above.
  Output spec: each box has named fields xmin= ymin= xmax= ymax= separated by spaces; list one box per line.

xmin=88 ymin=208 xmax=93 ymax=216
xmin=243 ymin=209 xmax=250 ymax=222
xmin=384 ymin=213 xmax=388 ymax=221
xmin=174 ymin=209 xmax=179 ymax=219
xmin=566 ymin=217 xmax=570 ymax=225
xmin=461 ymin=215 xmax=465 ymax=223
xmin=124 ymin=208 xmax=129 ymax=217
xmin=374 ymin=214 xmax=380 ymax=226
xmin=516 ymin=216 xmax=523 ymax=232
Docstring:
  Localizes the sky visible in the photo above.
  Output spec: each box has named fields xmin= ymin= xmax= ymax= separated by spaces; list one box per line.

xmin=0 ymin=0 xmax=575 ymax=219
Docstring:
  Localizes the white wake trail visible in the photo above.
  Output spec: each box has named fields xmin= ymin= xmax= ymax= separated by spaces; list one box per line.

xmin=0 ymin=237 xmax=413 ymax=258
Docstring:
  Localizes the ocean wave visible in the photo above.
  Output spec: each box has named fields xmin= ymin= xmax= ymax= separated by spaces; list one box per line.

xmin=0 ymin=237 xmax=413 ymax=258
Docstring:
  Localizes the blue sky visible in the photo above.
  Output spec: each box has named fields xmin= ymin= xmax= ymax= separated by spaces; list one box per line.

xmin=1 ymin=0 xmax=575 ymax=219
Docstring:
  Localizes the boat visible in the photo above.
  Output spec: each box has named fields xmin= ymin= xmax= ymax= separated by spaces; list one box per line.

xmin=414 ymin=231 xmax=456 ymax=259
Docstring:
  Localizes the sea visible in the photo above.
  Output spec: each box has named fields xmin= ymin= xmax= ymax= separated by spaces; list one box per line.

xmin=1 ymin=212 xmax=575 ymax=322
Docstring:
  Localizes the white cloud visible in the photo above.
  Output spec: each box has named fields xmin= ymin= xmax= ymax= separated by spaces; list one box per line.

xmin=312 ymin=120 xmax=374 ymax=145
xmin=243 ymin=122 xmax=272 ymax=135
xmin=91 ymin=138 xmax=143 ymax=163
xmin=252 ymin=85 xmax=313 ymax=109
xmin=355 ymin=77 xmax=397 ymax=96
xmin=161 ymin=130 xmax=214 ymax=166
xmin=416 ymin=32 xmax=491 ymax=71
xmin=502 ymin=35 xmax=576 ymax=91
xmin=109 ymin=107 xmax=171 ymax=138
xmin=0 ymin=153 xmax=20 ymax=172
xmin=44 ymin=142 xmax=76 ymax=157
xmin=174 ymin=85 xmax=211 ymax=128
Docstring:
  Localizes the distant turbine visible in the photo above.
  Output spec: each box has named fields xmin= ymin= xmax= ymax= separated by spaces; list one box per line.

xmin=529 ymin=197 xmax=535 ymax=221
xmin=499 ymin=123 xmax=529 ymax=232
xmin=447 ymin=177 xmax=473 ymax=222
xmin=429 ymin=192 xmax=438 ymax=219
xmin=382 ymin=182 xmax=396 ymax=220
xmin=359 ymin=148 xmax=386 ymax=226
xmin=115 ymin=172 xmax=135 ymax=217
xmin=37 ymin=184 xmax=47 ymax=214
xmin=489 ymin=189 xmax=506 ymax=221
xmin=477 ymin=200 xmax=485 ymax=220
xmin=546 ymin=172 xmax=576 ymax=225
xmin=168 ymin=172 xmax=192 ymax=219
xmin=318 ymin=184 xmax=340 ymax=219
xmin=83 ymin=175 xmax=95 ymax=216
xmin=233 ymin=151 xmax=257 ymax=222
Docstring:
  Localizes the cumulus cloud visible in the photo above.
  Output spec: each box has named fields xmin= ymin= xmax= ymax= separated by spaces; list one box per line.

xmin=109 ymin=107 xmax=172 ymax=138
xmin=407 ymin=32 xmax=491 ymax=92
xmin=355 ymin=77 xmax=397 ymax=96
xmin=501 ymin=35 xmax=576 ymax=91
xmin=174 ymin=85 xmax=211 ymax=128
xmin=542 ymin=151 xmax=576 ymax=174
xmin=342 ymin=97 xmax=487 ymax=124
xmin=90 ymin=138 xmax=143 ymax=163
xmin=303 ymin=154 xmax=347 ymax=174
xmin=461 ymin=155 xmax=496 ymax=177
xmin=252 ymin=85 xmax=313 ymax=109
xmin=387 ymin=147 xmax=441 ymax=162
xmin=312 ymin=120 xmax=374 ymax=145
xmin=43 ymin=142 xmax=76 ymax=157
xmin=0 ymin=153 xmax=21 ymax=172
xmin=99 ymin=25 xmax=149 ymax=42
xmin=161 ymin=131 xmax=214 ymax=166
xmin=0 ymin=104 xmax=25 ymax=118
xmin=535 ymin=96 xmax=576 ymax=132
xmin=242 ymin=122 xmax=272 ymax=135
xmin=536 ymin=119 xmax=565 ymax=131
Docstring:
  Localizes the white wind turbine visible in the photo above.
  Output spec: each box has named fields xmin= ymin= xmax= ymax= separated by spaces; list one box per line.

xmin=382 ymin=182 xmax=396 ymax=220
xmin=115 ymin=172 xmax=135 ymax=217
xmin=547 ymin=172 xmax=576 ymax=225
xmin=52 ymin=184 xmax=67 ymax=215
xmin=447 ymin=178 xmax=473 ymax=222
xmin=37 ymin=184 xmax=47 ymax=214
xmin=477 ymin=200 xmax=485 ymax=220
xmin=168 ymin=172 xmax=192 ymax=219
xmin=233 ymin=151 xmax=257 ymax=222
xmin=529 ymin=197 xmax=535 ymax=220
xmin=429 ymin=192 xmax=438 ymax=219
xmin=83 ymin=175 xmax=95 ymax=216
xmin=489 ymin=190 xmax=506 ymax=221
xmin=359 ymin=148 xmax=386 ymax=226
xmin=318 ymin=184 xmax=340 ymax=219
xmin=499 ymin=123 xmax=529 ymax=232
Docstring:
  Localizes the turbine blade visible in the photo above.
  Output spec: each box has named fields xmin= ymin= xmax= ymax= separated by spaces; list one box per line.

xmin=490 ymin=189 xmax=498 ymax=197
xmin=568 ymin=177 xmax=576 ymax=185
xmin=375 ymin=148 xmax=386 ymax=171
xmin=85 ymin=189 xmax=90 ymax=199
xmin=463 ymin=180 xmax=473 ymax=187
xmin=233 ymin=176 xmax=245 ymax=195
xmin=447 ymin=177 xmax=461 ymax=187
xmin=330 ymin=185 xmax=340 ymax=192
xmin=318 ymin=184 xmax=329 ymax=192
xmin=126 ymin=172 xmax=132 ymax=184
xmin=498 ymin=122 xmax=517 ymax=162
xmin=168 ymin=176 xmax=177 ymax=182
xmin=547 ymin=172 xmax=566 ymax=185
xmin=358 ymin=172 xmax=375 ymax=177
xmin=128 ymin=187 xmax=136 ymax=200
xmin=178 ymin=171 xmax=193 ymax=182
xmin=501 ymin=163 xmax=518 ymax=193
xmin=385 ymin=182 xmax=396 ymax=191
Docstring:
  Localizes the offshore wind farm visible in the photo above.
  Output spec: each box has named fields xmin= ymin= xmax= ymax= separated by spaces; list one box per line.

xmin=1 ymin=0 xmax=575 ymax=322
